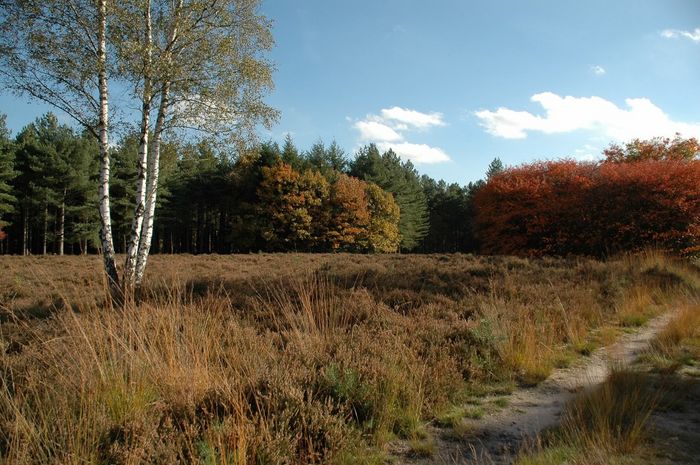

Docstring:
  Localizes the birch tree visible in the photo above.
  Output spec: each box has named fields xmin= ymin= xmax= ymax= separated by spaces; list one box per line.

xmin=1 ymin=0 xmax=277 ymax=295
xmin=0 ymin=0 xmax=119 ymax=287
xmin=116 ymin=0 xmax=277 ymax=288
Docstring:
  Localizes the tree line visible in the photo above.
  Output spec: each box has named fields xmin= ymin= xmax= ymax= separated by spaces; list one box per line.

xmin=0 ymin=113 xmax=495 ymax=255
xmin=2 ymin=111 xmax=697 ymax=258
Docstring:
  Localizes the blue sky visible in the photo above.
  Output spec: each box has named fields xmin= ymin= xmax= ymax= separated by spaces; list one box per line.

xmin=2 ymin=0 xmax=699 ymax=184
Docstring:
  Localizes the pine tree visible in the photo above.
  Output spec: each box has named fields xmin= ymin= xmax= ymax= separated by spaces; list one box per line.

xmin=486 ymin=157 xmax=505 ymax=179
xmin=420 ymin=177 xmax=473 ymax=252
xmin=325 ymin=140 xmax=348 ymax=174
xmin=65 ymin=132 xmax=100 ymax=254
xmin=304 ymin=139 xmax=348 ymax=178
xmin=0 ymin=114 xmax=17 ymax=244
xmin=350 ymin=144 xmax=428 ymax=251
xmin=111 ymin=135 xmax=139 ymax=253
xmin=281 ymin=134 xmax=303 ymax=170
xmin=12 ymin=114 xmax=97 ymax=254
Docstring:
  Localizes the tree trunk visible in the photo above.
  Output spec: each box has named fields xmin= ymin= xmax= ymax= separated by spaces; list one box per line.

xmin=42 ymin=200 xmax=48 ymax=255
xmin=97 ymin=0 xmax=120 ymax=293
xmin=58 ymin=189 xmax=66 ymax=255
xmin=124 ymin=0 xmax=153 ymax=291
xmin=134 ymin=0 xmax=182 ymax=285
xmin=22 ymin=207 xmax=28 ymax=256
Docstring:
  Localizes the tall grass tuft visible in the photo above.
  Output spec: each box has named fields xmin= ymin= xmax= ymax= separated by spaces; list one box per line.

xmin=560 ymin=367 xmax=659 ymax=454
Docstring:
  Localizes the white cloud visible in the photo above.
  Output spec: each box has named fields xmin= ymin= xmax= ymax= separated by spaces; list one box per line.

xmin=354 ymin=120 xmax=403 ymax=142
xmin=574 ymin=145 xmax=600 ymax=162
xmin=377 ymin=142 xmax=450 ymax=164
xmin=380 ymin=106 xmax=446 ymax=129
xmin=661 ymin=27 xmax=700 ymax=42
xmin=474 ymin=92 xmax=700 ymax=142
xmin=351 ymin=106 xmax=450 ymax=163
xmin=591 ymin=65 xmax=606 ymax=76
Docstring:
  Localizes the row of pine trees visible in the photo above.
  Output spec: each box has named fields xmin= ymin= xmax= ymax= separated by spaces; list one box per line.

xmin=0 ymin=113 xmax=498 ymax=255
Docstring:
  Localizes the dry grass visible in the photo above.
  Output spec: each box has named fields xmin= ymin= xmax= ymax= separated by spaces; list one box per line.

xmin=562 ymin=367 xmax=659 ymax=453
xmin=639 ymin=299 xmax=700 ymax=376
xmin=652 ymin=303 xmax=700 ymax=356
xmin=0 ymin=252 xmax=698 ymax=464
xmin=513 ymin=267 xmax=700 ymax=465
xmin=512 ymin=367 xmax=663 ymax=465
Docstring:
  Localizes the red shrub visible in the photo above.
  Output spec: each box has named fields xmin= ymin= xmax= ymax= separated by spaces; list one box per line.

xmin=474 ymin=159 xmax=700 ymax=256
xmin=0 ymin=227 xmax=6 ymax=241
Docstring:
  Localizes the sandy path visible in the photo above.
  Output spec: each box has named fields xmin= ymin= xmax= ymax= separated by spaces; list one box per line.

xmin=396 ymin=311 xmax=676 ymax=465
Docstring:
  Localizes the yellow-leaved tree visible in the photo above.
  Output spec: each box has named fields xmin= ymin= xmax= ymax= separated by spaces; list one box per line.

xmin=365 ymin=182 xmax=401 ymax=253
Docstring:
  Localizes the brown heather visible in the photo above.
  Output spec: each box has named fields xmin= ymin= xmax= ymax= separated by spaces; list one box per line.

xmin=0 ymin=252 xmax=698 ymax=464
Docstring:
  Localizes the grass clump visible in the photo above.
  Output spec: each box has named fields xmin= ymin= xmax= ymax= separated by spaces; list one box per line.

xmin=641 ymin=302 xmax=700 ymax=374
xmin=514 ymin=367 xmax=662 ymax=465
xmin=515 ymin=445 xmax=578 ymax=465
xmin=408 ymin=437 xmax=436 ymax=458
xmin=562 ymin=368 xmax=659 ymax=453
xmin=434 ymin=404 xmax=483 ymax=428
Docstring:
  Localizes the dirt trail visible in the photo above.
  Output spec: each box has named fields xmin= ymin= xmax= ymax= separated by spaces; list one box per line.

xmin=396 ymin=311 xmax=677 ymax=465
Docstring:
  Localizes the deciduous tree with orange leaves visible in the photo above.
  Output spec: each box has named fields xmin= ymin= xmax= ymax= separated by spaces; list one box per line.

xmin=475 ymin=141 xmax=700 ymax=256
xmin=257 ymin=163 xmax=329 ymax=250
xmin=326 ymin=173 xmax=370 ymax=250
xmin=603 ymin=134 xmax=700 ymax=163
xmin=256 ymin=161 xmax=402 ymax=252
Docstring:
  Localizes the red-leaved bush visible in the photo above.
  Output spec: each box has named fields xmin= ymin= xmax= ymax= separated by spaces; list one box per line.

xmin=474 ymin=159 xmax=700 ymax=257
xmin=0 ymin=227 xmax=6 ymax=241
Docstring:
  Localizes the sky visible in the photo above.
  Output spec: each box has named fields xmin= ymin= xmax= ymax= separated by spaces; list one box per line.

xmin=2 ymin=0 xmax=700 ymax=184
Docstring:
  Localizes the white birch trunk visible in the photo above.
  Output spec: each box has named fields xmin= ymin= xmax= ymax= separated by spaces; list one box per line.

xmin=124 ymin=0 xmax=153 ymax=290
xmin=134 ymin=0 xmax=182 ymax=285
xmin=134 ymin=83 xmax=169 ymax=284
xmin=97 ymin=0 xmax=119 ymax=290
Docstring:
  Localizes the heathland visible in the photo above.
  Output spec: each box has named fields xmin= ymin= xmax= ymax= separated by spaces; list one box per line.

xmin=1 ymin=252 xmax=698 ymax=464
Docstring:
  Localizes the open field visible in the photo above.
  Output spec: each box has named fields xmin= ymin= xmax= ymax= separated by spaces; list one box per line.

xmin=1 ymin=253 xmax=699 ymax=464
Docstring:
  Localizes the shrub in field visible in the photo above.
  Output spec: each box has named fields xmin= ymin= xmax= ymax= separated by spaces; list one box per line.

xmin=474 ymin=158 xmax=700 ymax=256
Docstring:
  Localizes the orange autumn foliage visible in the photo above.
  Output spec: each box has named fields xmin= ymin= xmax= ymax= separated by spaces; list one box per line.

xmin=474 ymin=159 xmax=700 ymax=257
xmin=326 ymin=174 xmax=370 ymax=250
xmin=257 ymin=163 xmax=329 ymax=249
xmin=256 ymin=162 xmax=401 ymax=252
xmin=604 ymin=134 xmax=700 ymax=163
